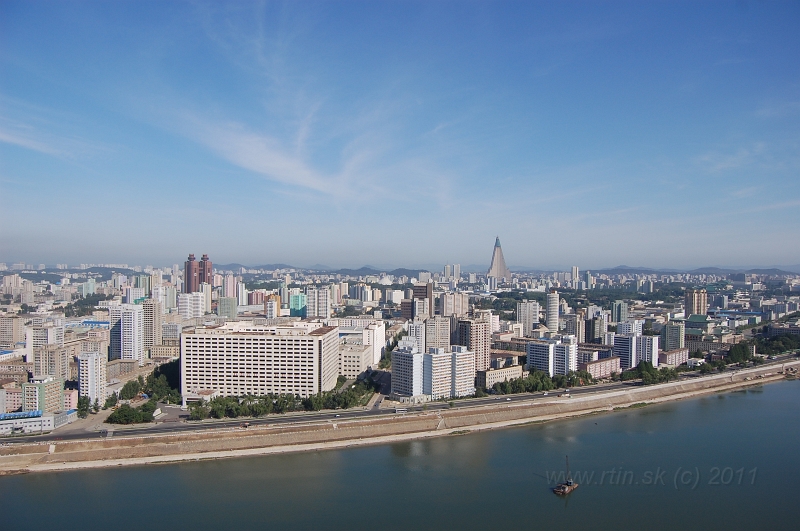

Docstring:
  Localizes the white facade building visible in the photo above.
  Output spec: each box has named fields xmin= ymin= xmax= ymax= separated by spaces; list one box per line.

xmin=178 ymin=292 xmax=205 ymax=319
xmin=617 ymin=319 xmax=645 ymax=336
xmin=78 ymin=351 xmax=107 ymax=405
xmin=636 ymin=335 xmax=659 ymax=368
xmin=517 ymin=300 xmax=540 ymax=337
xmin=546 ymin=291 xmax=559 ymax=332
xmin=180 ymin=321 xmax=340 ymax=402
xmin=109 ymin=304 xmax=144 ymax=365
xmin=306 ymin=287 xmax=331 ymax=319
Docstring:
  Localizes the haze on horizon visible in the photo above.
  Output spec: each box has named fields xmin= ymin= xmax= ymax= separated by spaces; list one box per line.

xmin=1 ymin=1 xmax=799 ymax=270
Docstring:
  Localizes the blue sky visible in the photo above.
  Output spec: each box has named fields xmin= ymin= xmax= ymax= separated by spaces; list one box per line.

xmin=1 ymin=1 xmax=799 ymax=270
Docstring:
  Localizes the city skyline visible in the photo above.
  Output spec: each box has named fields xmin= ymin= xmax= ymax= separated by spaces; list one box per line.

xmin=2 ymin=2 xmax=800 ymax=267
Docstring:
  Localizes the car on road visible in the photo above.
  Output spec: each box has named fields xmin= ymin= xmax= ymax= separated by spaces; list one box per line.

xmin=506 ymin=398 xmax=511 ymax=401
xmin=335 ymin=414 xmax=340 ymax=417
xmin=564 ymin=388 xmax=571 ymax=393
xmin=543 ymin=392 xmax=548 ymax=396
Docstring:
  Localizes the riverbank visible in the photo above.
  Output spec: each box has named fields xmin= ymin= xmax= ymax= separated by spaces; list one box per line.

xmin=1 ymin=360 xmax=797 ymax=475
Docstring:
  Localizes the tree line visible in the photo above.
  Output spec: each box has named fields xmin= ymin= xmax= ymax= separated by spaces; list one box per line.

xmin=188 ymin=378 xmax=380 ymax=420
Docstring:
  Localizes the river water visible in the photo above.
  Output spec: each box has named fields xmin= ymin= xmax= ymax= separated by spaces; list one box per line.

xmin=3 ymin=380 xmax=799 ymax=530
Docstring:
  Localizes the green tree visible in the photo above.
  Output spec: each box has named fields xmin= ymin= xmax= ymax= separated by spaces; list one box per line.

xmin=119 ymin=379 xmax=141 ymax=400
xmin=103 ymin=393 xmax=118 ymax=410
xmin=92 ymin=398 xmax=100 ymax=413
xmin=77 ymin=396 xmax=90 ymax=418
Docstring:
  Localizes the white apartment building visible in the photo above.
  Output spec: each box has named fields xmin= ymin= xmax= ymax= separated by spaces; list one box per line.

xmin=407 ymin=319 xmax=426 ymax=354
xmin=636 ymin=335 xmax=659 ymax=368
xmin=516 ymin=300 xmax=540 ymax=337
xmin=526 ymin=335 xmax=577 ymax=377
xmin=109 ymin=304 xmax=144 ymax=365
xmin=178 ymin=292 xmax=205 ymax=319
xmin=264 ymin=298 xmax=280 ymax=319
xmin=78 ymin=351 xmax=107 ymax=405
xmin=617 ymin=319 xmax=645 ymax=336
xmin=306 ymin=287 xmax=331 ymax=319
xmin=449 ymin=345 xmax=476 ymax=398
xmin=546 ymin=291 xmax=560 ymax=332
xmin=393 ymin=345 xmax=475 ymax=401
xmin=423 ymin=348 xmax=452 ymax=400
xmin=554 ymin=335 xmax=578 ymax=375
xmin=440 ymin=292 xmax=470 ymax=317
xmin=180 ymin=321 xmax=340 ymax=403
xmin=25 ymin=324 xmax=64 ymax=360
xmin=391 ymin=346 xmax=424 ymax=399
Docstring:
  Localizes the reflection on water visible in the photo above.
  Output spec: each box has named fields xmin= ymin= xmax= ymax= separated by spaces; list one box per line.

xmin=1 ymin=381 xmax=799 ymax=531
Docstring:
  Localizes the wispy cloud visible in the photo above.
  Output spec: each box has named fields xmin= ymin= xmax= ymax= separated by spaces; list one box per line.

xmin=0 ymin=95 xmax=109 ymax=159
xmin=695 ymin=143 xmax=766 ymax=172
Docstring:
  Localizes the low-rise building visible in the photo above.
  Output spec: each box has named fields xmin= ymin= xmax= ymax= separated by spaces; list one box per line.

xmin=476 ymin=364 xmax=525 ymax=389
xmin=579 ymin=356 xmax=621 ymax=379
xmin=659 ymin=348 xmax=689 ymax=366
xmin=21 ymin=377 xmax=64 ymax=413
xmin=3 ymin=386 xmax=21 ymax=412
xmin=63 ymin=389 xmax=78 ymax=410
xmin=339 ymin=342 xmax=373 ymax=379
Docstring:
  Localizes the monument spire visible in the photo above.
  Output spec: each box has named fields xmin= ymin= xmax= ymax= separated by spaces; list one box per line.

xmin=487 ymin=236 xmax=511 ymax=280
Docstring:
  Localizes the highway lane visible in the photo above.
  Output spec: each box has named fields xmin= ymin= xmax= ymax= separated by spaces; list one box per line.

xmin=2 ymin=353 xmax=796 ymax=445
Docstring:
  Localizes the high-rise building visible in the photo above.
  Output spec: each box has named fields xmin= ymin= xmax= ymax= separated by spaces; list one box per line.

xmin=487 ymin=236 xmax=511 ymax=280
xmin=585 ymin=316 xmax=608 ymax=344
xmin=554 ymin=335 xmax=578 ymax=375
xmin=611 ymin=300 xmax=629 ymax=324
xmin=184 ymin=254 xmax=199 ymax=294
xmin=0 ymin=316 xmax=25 ymax=348
xmin=289 ymin=293 xmax=307 ymax=317
xmin=636 ymin=335 xmax=659 ymax=367
xmin=180 ymin=321 xmax=340 ymax=401
xmin=526 ymin=336 xmax=577 ymax=376
xmin=178 ymin=292 xmax=205 ymax=319
xmin=456 ymin=318 xmax=491 ymax=373
xmin=142 ymin=299 xmax=163 ymax=352
xmin=217 ymin=297 xmax=238 ymax=320
xmin=78 ymin=351 xmax=107 ymax=405
xmin=198 ymin=254 xmax=213 ymax=287
xmin=516 ymin=300 xmax=540 ymax=337
xmin=613 ymin=335 xmax=637 ymax=370
xmin=407 ymin=319 xmax=426 ymax=353
xmin=264 ymin=294 xmax=281 ymax=319
xmin=571 ymin=266 xmax=579 ymax=286
xmin=617 ymin=319 xmax=644 ymax=336
xmin=661 ymin=321 xmax=685 ymax=351
xmin=306 ymin=287 xmax=331 ymax=319
xmin=412 ymin=282 xmax=434 ymax=318
xmin=562 ymin=314 xmax=585 ymax=344
xmin=440 ymin=292 xmax=470 ymax=317
xmin=546 ymin=290 xmax=559 ymax=332
xmin=391 ymin=345 xmax=424 ymax=398
xmin=424 ymin=316 xmax=451 ymax=350
xmin=685 ymin=289 xmax=708 ymax=317
xmin=33 ymin=344 xmax=70 ymax=381
xmin=109 ymin=304 xmax=144 ymax=366
xmin=223 ymin=274 xmax=236 ymax=298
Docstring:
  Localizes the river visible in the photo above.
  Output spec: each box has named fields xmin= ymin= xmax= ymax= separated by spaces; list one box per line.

xmin=3 ymin=380 xmax=799 ymax=530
